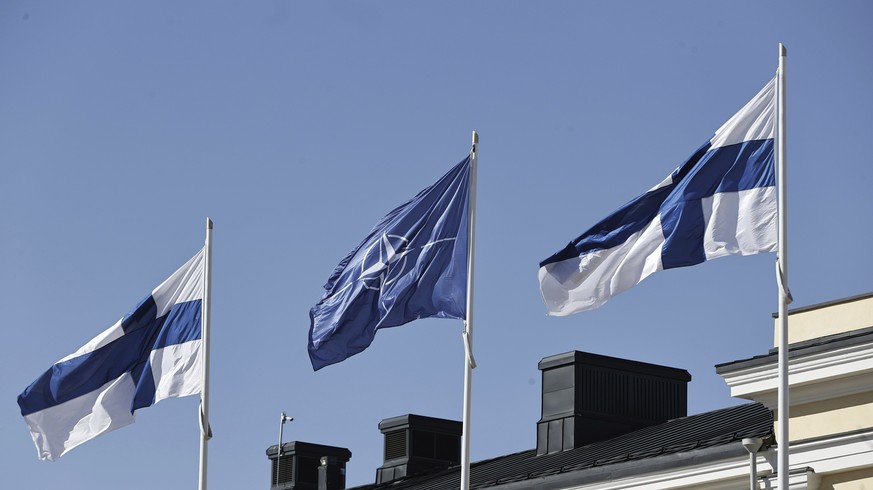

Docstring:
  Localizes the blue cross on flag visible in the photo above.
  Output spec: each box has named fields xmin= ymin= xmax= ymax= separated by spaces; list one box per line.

xmin=18 ymin=248 xmax=206 ymax=460
xmin=539 ymin=77 xmax=777 ymax=315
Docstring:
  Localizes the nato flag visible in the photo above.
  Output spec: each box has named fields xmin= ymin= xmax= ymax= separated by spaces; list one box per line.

xmin=309 ymin=157 xmax=471 ymax=370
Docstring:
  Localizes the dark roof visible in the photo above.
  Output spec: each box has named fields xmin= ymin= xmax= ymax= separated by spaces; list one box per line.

xmin=715 ymin=325 xmax=873 ymax=373
xmin=350 ymin=403 xmax=773 ymax=490
xmin=770 ymin=291 xmax=873 ymax=319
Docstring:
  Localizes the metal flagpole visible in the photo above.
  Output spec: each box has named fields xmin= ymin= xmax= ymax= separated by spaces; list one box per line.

xmin=460 ymin=131 xmax=479 ymax=490
xmin=775 ymin=44 xmax=791 ymax=490
xmin=199 ymin=218 xmax=214 ymax=490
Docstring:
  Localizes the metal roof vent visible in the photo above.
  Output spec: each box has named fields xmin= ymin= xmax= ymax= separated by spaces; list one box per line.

xmin=537 ymin=351 xmax=691 ymax=455
xmin=384 ymin=429 xmax=407 ymax=461
xmin=266 ymin=441 xmax=351 ymax=490
xmin=376 ymin=414 xmax=462 ymax=484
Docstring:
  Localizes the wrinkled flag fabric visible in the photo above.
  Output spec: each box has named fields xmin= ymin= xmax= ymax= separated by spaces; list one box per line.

xmin=309 ymin=157 xmax=471 ymax=370
xmin=18 ymin=248 xmax=205 ymax=460
xmin=539 ymin=77 xmax=776 ymax=316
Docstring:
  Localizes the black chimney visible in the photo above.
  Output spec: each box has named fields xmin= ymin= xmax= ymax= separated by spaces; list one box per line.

xmin=537 ymin=351 xmax=691 ymax=455
xmin=266 ymin=441 xmax=351 ymax=490
xmin=376 ymin=414 xmax=462 ymax=484
xmin=318 ymin=455 xmax=347 ymax=490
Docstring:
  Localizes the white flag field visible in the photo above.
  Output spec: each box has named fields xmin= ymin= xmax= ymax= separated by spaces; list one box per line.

xmin=17 ymin=249 xmax=206 ymax=461
xmin=539 ymin=78 xmax=777 ymax=315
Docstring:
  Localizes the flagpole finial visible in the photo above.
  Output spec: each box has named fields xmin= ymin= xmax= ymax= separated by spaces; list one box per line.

xmin=779 ymin=43 xmax=787 ymax=56
xmin=206 ymin=217 xmax=213 ymax=229
xmin=471 ymin=131 xmax=478 ymax=145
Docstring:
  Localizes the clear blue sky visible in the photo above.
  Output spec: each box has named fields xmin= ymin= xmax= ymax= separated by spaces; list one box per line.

xmin=2 ymin=1 xmax=871 ymax=489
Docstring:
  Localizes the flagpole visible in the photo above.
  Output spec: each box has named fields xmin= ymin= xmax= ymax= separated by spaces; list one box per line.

xmin=775 ymin=44 xmax=790 ymax=490
xmin=199 ymin=218 xmax=214 ymax=490
xmin=460 ymin=131 xmax=478 ymax=490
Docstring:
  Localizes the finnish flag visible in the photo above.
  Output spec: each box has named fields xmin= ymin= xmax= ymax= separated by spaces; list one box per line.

xmin=539 ymin=77 xmax=777 ymax=316
xmin=18 ymin=248 xmax=205 ymax=461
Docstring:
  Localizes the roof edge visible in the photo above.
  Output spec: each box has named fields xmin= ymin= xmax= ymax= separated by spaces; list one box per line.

xmin=771 ymin=291 xmax=873 ymax=319
xmin=489 ymin=443 xmax=757 ymax=490
xmin=715 ymin=325 xmax=873 ymax=373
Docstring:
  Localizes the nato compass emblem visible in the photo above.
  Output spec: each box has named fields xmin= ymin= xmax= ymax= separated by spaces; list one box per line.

xmin=359 ymin=234 xmax=412 ymax=291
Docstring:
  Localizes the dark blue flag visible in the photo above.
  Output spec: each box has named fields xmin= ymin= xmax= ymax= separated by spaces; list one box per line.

xmin=309 ymin=156 xmax=471 ymax=370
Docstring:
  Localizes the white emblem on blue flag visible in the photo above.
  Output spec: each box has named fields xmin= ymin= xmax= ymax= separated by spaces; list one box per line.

xmin=539 ymin=77 xmax=777 ymax=316
xmin=360 ymin=234 xmax=412 ymax=291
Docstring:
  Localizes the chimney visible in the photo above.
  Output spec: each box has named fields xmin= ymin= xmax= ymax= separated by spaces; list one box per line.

xmin=375 ymin=414 xmax=462 ymax=484
xmin=266 ymin=441 xmax=351 ymax=490
xmin=318 ymin=455 xmax=346 ymax=490
xmin=537 ymin=351 xmax=691 ymax=455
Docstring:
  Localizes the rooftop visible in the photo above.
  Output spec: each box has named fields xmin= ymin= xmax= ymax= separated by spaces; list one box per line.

xmin=349 ymin=402 xmax=772 ymax=490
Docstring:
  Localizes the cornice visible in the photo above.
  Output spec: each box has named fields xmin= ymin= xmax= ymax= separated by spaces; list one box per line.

xmin=718 ymin=340 xmax=873 ymax=408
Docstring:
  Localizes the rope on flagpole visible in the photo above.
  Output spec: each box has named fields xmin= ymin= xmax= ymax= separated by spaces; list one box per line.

xmin=199 ymin=400 xmax=213 ymax=440
xmin=776 ymin=259 xmax=793 ymax=305
xmin=463 ymin=330 xmax=477 ymax=369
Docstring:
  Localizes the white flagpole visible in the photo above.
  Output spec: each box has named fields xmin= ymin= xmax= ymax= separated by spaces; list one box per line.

xmin=775 ymin=44 xmax=790 ymax=490
xmin=461 ymin=131 xmax=478 ymax=490
xmin=199 ymin=218 xmax=214 ymax=490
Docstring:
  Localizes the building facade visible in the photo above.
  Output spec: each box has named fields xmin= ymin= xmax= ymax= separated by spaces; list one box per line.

xmin=267 ymin=292 xmax=873 ymax=490
xmin=718 ymin=292 xmax=873 ymax=489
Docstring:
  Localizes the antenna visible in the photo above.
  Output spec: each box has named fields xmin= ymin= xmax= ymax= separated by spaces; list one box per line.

xmin=275 ymin=412 xmax=294 ymax=488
